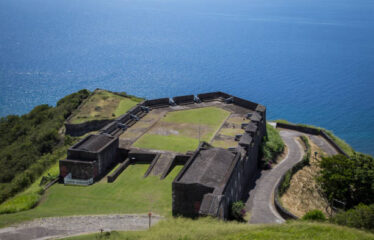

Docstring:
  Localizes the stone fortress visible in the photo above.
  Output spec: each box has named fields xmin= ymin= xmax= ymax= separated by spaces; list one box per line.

xmin=59 ymin=92 xmax=267 ymax=219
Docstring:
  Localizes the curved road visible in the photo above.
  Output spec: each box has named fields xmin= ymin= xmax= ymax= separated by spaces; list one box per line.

xmin=0 ymin=214 xmax=162 ymax=240
xmin=246 ymin=128 xmax=337 ymax=224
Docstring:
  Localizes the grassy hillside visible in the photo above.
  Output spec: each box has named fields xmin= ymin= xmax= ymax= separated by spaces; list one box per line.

xmin=68 ymin=89 xmax=142 ymax=124
xmin=63 ymin=218 xmax=374 ymax=240
xmin=0 ymin=165 xmax=182 ymax=228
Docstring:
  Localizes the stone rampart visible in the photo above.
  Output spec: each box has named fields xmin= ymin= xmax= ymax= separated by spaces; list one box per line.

xmin=65 ymin=119 xmax=113 ymax=137
xmin=197 ymin=92 xmax=231 ymax=102
xmin=144 ymin=98 xmax=170 ymax=108
xmin=172 ymin=95 xmax=195 ymax=105
xmin=232 ymin=96 xmax=258 ymax=110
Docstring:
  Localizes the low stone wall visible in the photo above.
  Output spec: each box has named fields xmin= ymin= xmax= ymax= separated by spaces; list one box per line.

xmin=276 ymin=122 xmax=349 ymax=157
xmin=65 ymin=119 xmax=113 ymax=137
xmin=143 ymin=154 xmax=161 ymax=177
xmin=232 ymin=96 xmax=258 ymax=110
xmin=107 ymin=159 xmax=131 ymax=183
xmin=197 ymin=92 xmax=231 ymax=102
xmin=173 ymin=95 xmax=195 ymax=105
xmin=276 ymin=122 xmax=321 ymax=135
xmin=144 ymin=98 xmax=170 ymax=108
xmin=320 ymin=131 xmax=349 ymax=157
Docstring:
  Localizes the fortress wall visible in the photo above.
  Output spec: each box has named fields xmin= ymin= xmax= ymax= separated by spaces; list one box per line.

xmin=128 ymin=152 xmax=158 ymax=164
xmin=65 ymin=119 xmax=113 ymax=137
xmin=144 ymin=98 xmax=170 ymax=108
xmin=232 ymin=96 xmax=258 ymax=110
xmin=97 ymin=138 xmax=119 ymax=176
xmin=173 ymin=95 xmax=195 ymax=105
xmin=197 ymin=92 xmax=231 ymax=102
xmin=59 ymin=159 xmax=97 ymax=180
xmin=172 ymin=182 xmax=214 ymax=218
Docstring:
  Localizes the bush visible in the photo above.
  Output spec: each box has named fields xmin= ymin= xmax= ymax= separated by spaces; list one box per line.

xmin=261 ymin=124 xmax=285 ymax=166
xmin=331 ymin=204 xmax=374 ymax=231
xmin=302 ymin=210 xmax=326 ymax=221
xmin=231 ymin=201 xmax=246 ymax=221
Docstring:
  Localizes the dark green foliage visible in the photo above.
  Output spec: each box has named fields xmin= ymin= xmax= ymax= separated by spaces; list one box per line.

xmin=261 ymin=124 xmax=285 ymax=166
xmin=231 ymin=201 xmax=246 ymax=221
xmin=330 ymin=204 xmax=374 ymax=231
xmin=317 ymin=153 xmax=374 ymax=209
xmin=302 ymin=210 xmax=326 ymax=221
xmin=0 ymin=89 xmax=89 ymax=203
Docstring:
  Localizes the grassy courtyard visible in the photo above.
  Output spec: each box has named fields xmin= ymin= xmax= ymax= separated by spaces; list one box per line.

xmin=0 ymin=165 xmax=182 ymax=228
xmin=133 ymin=107 xmax=230 ymax=153
xmin=64 ymin=218 xmax=374 ymax=240
xmin=69 ymin=90 xmax=142 ymax=124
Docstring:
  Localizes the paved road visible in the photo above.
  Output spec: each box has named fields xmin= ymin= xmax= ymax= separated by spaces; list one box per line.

xmin=246 ymin=130 xmax=304 ymax=224
xmin=0 ymin=214 xmax=162 ymax=240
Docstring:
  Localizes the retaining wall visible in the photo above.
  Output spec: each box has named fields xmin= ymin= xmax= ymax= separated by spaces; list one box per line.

xmin=144 ymin=98 xmax=170 ymax=108
xmin=107 ymin=159 xmax=131 ymax=183
xmin=276 ymin=122 xmax=349 ymax=157
xmin=173 ymin=95 xmax=195 ymax=105
xmin=65 ymin=119 xmax=113 ymax=137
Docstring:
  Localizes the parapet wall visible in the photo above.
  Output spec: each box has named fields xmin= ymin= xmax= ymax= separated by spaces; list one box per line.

xmin=65 ymin=119 xmax=113 ymax=137
xmin=276 ymin=122 xmax=349 ymax=157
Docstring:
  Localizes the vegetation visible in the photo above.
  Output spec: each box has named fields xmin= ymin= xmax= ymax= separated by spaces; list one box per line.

xmin=331 ymin=204 xmax=374 ymax=231
xmin=275 ymin=120 xmax=354 ymax=156
xmin=230 ymin=201 xmax=246 ymax=221
xmin=69 ymin=90 xmax=142 ymax=124
xmin=302 ymin=210 xmax=326 ymax=221
xmin=0 ymin=165 xmax=182 ymax=228
xmin=261 ymin=124 xmax=285 ymax=167
xmin=134 ymin=107 xmax=230 ymax=153
xmin=63 ymin=218 xmax=374 ymax=240
xmin=134 ymin=134 xmax=199 ymax=153
xmin=317 ymin=153 xmax=374 ymax=209
xmin=279 ymin=136 xmax=310 ymax=196
xmin=0 ymin=90 xmax=89 ymax=204
xmin=0 ymin=148 xmax=66 ymax=214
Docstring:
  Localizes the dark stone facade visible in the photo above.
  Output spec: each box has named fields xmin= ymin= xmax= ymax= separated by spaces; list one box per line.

xmin=60 ymin=91 xmax=267 ymax=214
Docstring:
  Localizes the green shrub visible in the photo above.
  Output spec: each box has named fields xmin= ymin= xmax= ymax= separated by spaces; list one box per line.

xmin=302 ymin=210 xmax=326 ymax=221
xmin=0 ymin=193 xmax=40 ymax=214
xmin=331 ymin=204 xmax=374 ymax=231
xmin=261 ymin=124 xmax=285 ymax=166
xmin=231 ymin=201 xmax=246 ymax=221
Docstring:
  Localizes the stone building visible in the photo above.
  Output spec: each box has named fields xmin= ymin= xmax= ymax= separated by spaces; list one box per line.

xmin=60 ymin=134 xmax=118 ymax=184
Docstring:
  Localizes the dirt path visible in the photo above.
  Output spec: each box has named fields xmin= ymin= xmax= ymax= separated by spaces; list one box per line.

xmin=0 ymin=214 xmax=162 ymax=240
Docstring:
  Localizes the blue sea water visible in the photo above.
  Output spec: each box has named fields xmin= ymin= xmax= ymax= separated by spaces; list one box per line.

xmin=0 ymin=0 xmax=373 ymax=155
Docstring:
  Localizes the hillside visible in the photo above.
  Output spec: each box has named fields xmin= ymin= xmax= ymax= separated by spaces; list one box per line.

xmin=63 ymin=218 xmax=374 ymax=240
xmin=68 ymin=89 xmax=142 ymax=124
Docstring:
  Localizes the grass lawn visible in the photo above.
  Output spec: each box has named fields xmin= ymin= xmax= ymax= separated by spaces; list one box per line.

xmin=134 ymin=134 xmax=199 ymax=153
xmin=133 ymin=107 xmax=230 ymax=153
xmin=69 ymin=90 xmax=141 ymax=124
xmin=64 ymin=218 xmax=374 ymax=240
xmin=0 ymin=165 xmax=182 ymax=228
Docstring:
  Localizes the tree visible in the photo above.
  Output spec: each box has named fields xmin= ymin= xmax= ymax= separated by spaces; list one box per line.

xmin=317 ymin=153 xmax=374 ymax=209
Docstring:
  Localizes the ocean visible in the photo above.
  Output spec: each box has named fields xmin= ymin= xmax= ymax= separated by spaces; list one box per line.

xmin=0 ymin=0 xmax=373 ymax=155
